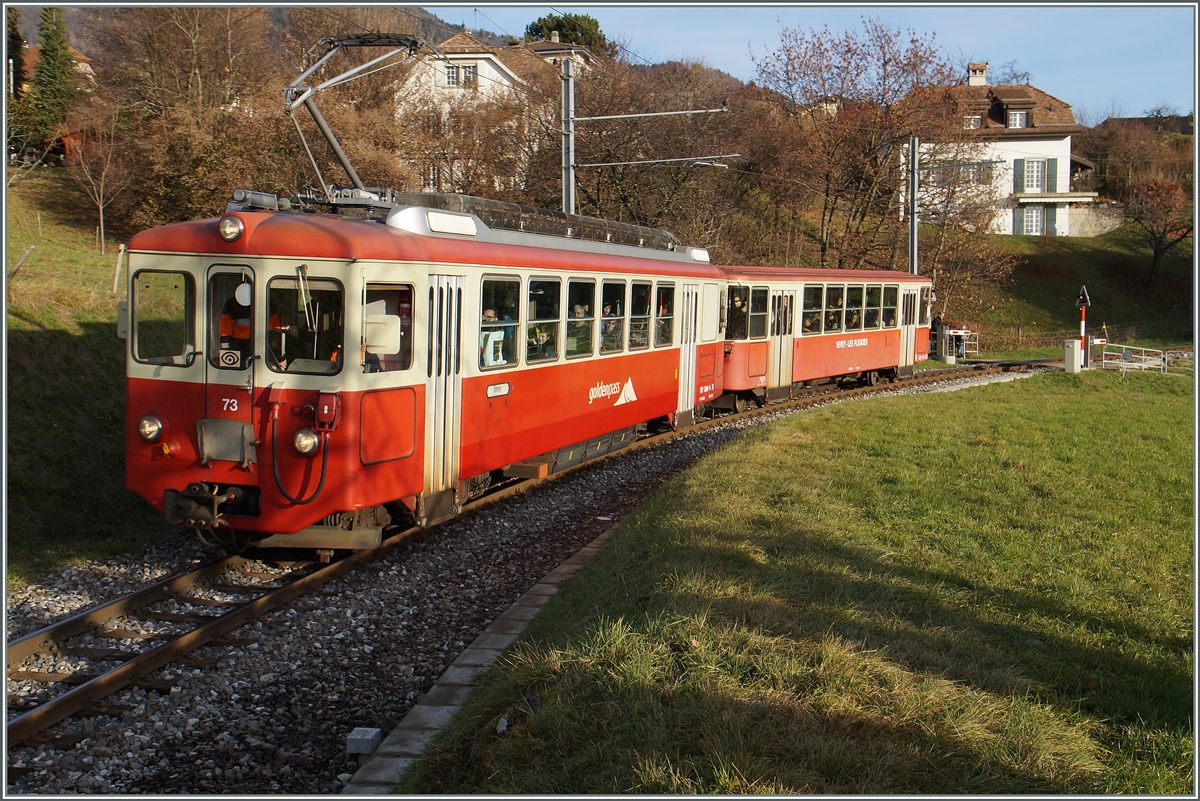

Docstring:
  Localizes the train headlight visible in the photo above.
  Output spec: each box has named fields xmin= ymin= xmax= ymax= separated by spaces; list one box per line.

xmin=293 ymin=428 xmax=320 ymax=456
xmin=138 ymin=415 xmax=164 ymax=442
xmin=218 ymin=215 xmax=244 ymax=242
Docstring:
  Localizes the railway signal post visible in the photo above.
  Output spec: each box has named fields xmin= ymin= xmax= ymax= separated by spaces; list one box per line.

xmin=1077 ymin=286 xmax=1091 ymax=368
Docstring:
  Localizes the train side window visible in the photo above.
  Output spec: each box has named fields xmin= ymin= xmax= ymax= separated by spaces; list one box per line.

xmin=600 ymin=281 xmax=626 ymax=353
xmin=481 ymin=277 xmax=520 ymax=369
xmin=361 ymin=284 xmax=413 ymax=373
xmin=654 ymin=284 xmax=674 ymax=347
xmin=844 ymin=285 xmax=864 ymax=331
xmin=919 ymin=287 xmax=931 ymax=325
xmin=565 ymin=280 xmax=595 ymax=358
xmin=823 ymin=285 xmax=844 ymax=333
xmin=726 ymin=285 xmax=748 ymax=340
xmin=133 ymin=270 xmax=195 ymax=366
xmin=749 ymin=287 xmax=769 ymax=339
xmin=801 ymin=286 xmax=822 ymax=334
xmin=527 ymin=279 xmax=560 ymax=363
xmin=629 ymin=282 xmax=651 ymax=350
xmin=882 ymin=286 xmax=899 ymax=328
xmin=266 ymin=276 xmax=345 ymax=374
xmin=864 ymin=285 xmax=882 ymax=329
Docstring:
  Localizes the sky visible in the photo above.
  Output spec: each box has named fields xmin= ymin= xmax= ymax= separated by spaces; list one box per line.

xmin=421 ymin=3 xmax=1197 ymax=122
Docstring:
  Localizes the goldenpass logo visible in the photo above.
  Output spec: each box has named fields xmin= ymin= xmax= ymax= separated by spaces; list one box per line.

xmin=589 ymin=378 xmax=638 ymax=406
xmin=588 ymin=380 xmax=623 ymax=404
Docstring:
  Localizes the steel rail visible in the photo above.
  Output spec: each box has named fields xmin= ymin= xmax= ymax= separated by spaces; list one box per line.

xmin=6 ymin=527 xmax=428 ymax=746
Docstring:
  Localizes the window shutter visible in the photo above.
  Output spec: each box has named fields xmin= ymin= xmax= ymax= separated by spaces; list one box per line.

xmin=1046 ymin=158 xmax=1058 ymax=192
xmin=1013 ymin=207 xmax=1025 ymax=235
xmin=1013 ymin=159 xmax=1025 ymax=193
xmin=1045 ymin=204 xmax=1057 ymax=236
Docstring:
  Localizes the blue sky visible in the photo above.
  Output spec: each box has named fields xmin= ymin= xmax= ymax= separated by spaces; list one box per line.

xmin=421 ymin=4 xmax=1197 ymax=121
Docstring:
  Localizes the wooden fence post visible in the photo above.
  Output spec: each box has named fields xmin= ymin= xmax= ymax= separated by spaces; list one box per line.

xmin=6 ymin=244 xmax=35 ymax=305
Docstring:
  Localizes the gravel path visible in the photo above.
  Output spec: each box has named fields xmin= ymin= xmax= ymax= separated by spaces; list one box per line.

xmin=5 ymin=369 xmax=1038 ymax=794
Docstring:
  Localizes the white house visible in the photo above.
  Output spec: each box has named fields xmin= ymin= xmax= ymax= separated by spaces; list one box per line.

xmin=926 ymin=62 xmax=1098 ymax=236
xmin=393 ymin=32 xmax=593 ymax=191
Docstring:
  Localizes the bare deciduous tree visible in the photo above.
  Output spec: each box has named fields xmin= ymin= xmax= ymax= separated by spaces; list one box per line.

xmin=1123 ymin=180 xmax=1194 ymax=286
xmin=66 ymin=100 xmax=133 ymax=254
xmin=751 ymin=17 xmax=960 ymax=270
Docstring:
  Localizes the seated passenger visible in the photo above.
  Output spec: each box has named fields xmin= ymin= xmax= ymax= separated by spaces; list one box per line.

xmin=825 ymin=311 xmax=841 ymax=332
xmin=527 ymin=323 xmax=554 ymax=360
xmin=802 ymin=312 xmax=818 ymax=333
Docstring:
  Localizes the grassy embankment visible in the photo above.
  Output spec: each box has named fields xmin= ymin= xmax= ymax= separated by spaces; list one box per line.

xmin=402 ymin=369 xmax=1193 ymax=794
xmin=959 ymin=228 xmax=1193 ymax=358
xmin=6 ymin=172 xmax=167 ymax=588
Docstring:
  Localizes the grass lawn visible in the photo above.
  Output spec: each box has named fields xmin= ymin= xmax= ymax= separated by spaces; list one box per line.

xmin=6 ymin=173 xmax=172 ymax=588
xmin=401 ymin=369 xmax=1193 ymax=794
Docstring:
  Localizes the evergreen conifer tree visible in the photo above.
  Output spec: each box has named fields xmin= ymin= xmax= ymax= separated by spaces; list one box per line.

xmin=28 ymin=7 xmax=79 ymax=150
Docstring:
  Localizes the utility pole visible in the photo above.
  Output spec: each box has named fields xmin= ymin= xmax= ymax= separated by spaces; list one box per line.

xmin=561 ymin=58 xmax=575 ymax=215
xmin=908 ymin=136 xmax=919 ymax=275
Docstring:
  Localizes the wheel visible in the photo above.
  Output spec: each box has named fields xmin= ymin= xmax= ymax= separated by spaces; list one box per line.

xmin=865 ymin=370 xmax=880 ymax=387
xmin=733 ymin=394 xmax=749 ymax=414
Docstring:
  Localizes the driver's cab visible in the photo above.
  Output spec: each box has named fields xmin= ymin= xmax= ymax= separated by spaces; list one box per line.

xmin=203 ymin=267 xmax=346 ymax=379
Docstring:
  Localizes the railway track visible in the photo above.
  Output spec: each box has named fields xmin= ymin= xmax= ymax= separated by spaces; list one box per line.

xmin=5 ymin=361 xmax=1019 ymax=753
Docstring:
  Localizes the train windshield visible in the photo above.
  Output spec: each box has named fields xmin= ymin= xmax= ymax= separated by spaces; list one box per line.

xmin=266 ymin=277 xmax=345 ymax=375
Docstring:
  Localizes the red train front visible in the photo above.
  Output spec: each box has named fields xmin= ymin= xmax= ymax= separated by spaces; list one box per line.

xmin=120 ymin=192 xmax=724 ymax=551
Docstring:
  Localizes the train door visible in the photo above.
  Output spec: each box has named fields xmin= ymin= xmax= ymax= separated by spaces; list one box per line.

xmin=675 ymin=283 xmax=698 ymax=428
xmin=768 ymin=288 xmax=795 ymax=398
xmin=202 ymin=267 xmax=256 ymax=466
xmin=423 ymin=274 xmax=463 ymax=524
xmin=898 ymin=288 xmax=919 ymax=371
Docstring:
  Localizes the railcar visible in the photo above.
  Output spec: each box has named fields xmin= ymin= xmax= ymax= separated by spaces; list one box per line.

xmin=121 ymin=189 xmax=933 ymax=552
xmin=121 ymin=191 xmax=726 ymax=551
xmin=715 ymin=267 xmax=932 ymax=411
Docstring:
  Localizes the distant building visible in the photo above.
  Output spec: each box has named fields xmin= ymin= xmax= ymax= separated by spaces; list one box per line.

xmin=394 ymin=32 xmax=594 ymax=191
xmin=921 ymin=62 xmax=1098 ymax=236
xmin=1102 ymin=111 xmax=1193 ymax=136
xmin=14 ymin=44 xmax=96 ymax=94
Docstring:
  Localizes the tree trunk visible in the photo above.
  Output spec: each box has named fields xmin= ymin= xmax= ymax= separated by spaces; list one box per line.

xmin=1145 ymin=247 xmax=1163 ymax=287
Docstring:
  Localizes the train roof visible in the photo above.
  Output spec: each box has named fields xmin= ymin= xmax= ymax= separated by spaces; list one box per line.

xmin=128 ymin=206 xmax=724 ymax=280
xmin=722 ymin=265 xmax=932 ymax=283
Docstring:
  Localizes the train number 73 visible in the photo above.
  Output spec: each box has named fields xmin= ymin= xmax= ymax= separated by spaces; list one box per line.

xmin=221 ymin=398 xmax=239 ymax=412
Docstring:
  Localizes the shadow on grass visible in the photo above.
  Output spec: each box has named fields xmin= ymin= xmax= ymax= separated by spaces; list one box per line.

xmin=6 ymin=319 xmax=170 ymax=582
xmin=673 ymin=515 xmax=1191 ymax=734
xmin=415 ymin=677 xmax=1091 ymax=794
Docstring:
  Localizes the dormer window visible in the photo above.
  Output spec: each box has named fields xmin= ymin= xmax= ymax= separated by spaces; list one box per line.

xmin=1008 ymin=110 xmax=1028 ymax=128
xmin=963 ymin=115 xmax=982 ymax=129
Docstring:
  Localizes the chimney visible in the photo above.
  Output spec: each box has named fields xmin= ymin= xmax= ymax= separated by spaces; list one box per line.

xmin=967 ymin=62 xmax=988 ymax=87
xmin=550 ymin=30 xmax=560 ymax=43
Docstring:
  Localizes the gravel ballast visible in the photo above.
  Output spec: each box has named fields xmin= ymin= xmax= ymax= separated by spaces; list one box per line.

xmin=5 ymin=370 xmax=1038 ymax=794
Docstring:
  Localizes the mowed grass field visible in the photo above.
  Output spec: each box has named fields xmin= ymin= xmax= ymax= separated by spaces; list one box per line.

xmin=401 ymin=370 xmax=1194 ymax=794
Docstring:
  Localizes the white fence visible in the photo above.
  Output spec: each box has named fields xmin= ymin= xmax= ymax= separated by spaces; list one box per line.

xmin=1097 ymin=344 xmax=1194 ymax=376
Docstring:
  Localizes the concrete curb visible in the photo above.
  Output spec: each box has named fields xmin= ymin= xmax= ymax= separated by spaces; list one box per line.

xmin=341 ymin=522 xmax=621 ymax=794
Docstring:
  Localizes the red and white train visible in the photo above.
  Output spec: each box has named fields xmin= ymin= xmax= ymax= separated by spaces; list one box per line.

xmin=122 ymin=190 xmax=931 ymax=551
